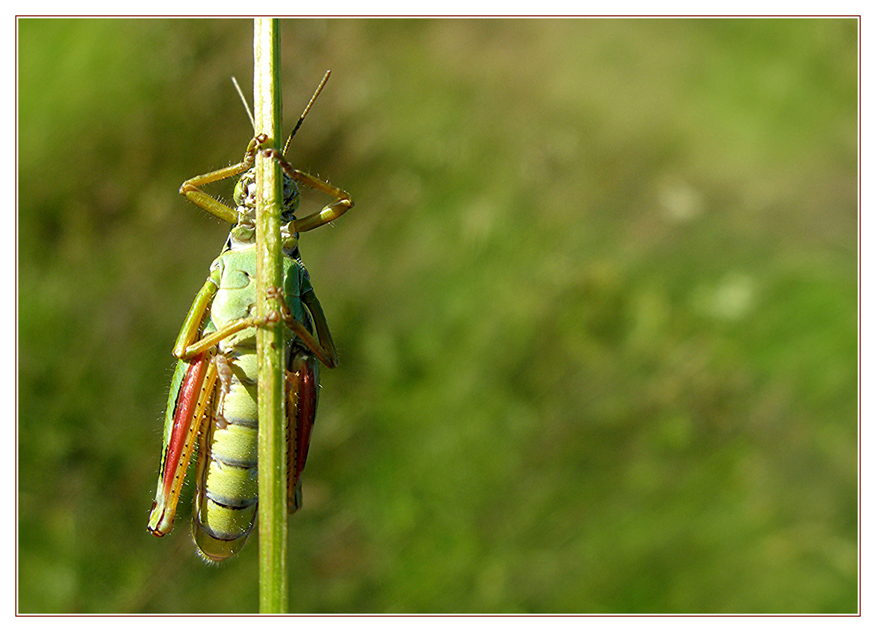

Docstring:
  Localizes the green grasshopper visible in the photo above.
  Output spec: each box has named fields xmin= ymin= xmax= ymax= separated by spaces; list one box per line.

xmin=148 ymin=72 xmax=353 ymax=562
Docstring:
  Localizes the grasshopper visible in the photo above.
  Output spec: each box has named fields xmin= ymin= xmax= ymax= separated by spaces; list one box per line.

xmin=147 ymin=72 xmax=353 ymax=562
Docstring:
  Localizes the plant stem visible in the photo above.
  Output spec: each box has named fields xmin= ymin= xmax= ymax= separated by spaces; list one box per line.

xmin=253 ymin=17 xmax=288 ymax=613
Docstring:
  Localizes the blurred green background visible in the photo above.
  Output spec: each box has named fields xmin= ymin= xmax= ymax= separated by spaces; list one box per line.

xmin=17 ymin=18 xmax=858 ymax=613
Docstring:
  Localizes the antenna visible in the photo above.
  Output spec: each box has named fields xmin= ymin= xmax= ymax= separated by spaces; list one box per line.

xmin=231 ymin=76 xmax=256 ymax=131
xmin=282 ymin=70 xmax=331 ymax=156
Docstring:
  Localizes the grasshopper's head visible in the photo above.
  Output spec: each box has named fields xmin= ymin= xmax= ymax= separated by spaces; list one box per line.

xmin=228 ymin=168 xmax=301 ymax=251
xmin=225 ymin=70 xmax=331 ymax=253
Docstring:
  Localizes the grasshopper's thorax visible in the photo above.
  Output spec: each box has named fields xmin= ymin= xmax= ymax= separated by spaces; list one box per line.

xmin=227 ymin=168 xmax=301 ymax=252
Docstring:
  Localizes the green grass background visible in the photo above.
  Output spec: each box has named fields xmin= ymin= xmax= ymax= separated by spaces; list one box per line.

xmin=17 ymin=18 xmax=858 ymax=613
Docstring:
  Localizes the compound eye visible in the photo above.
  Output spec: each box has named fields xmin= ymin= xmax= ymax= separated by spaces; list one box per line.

xmin=283 ymin=178 xmax=300 ymax=209
xmin=233 ymin=171 xmax=256 ymax=206
xmin=233 ymin=179 xmax=246 ymax=206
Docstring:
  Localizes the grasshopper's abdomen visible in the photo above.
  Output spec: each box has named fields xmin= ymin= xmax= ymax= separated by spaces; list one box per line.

xmin=192 ymin=348 xmax=259 ymax=562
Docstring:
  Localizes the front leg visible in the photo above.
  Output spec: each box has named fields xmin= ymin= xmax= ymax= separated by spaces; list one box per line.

xmin=179 ymin=134 xmax=271 ymax=224
xmin=262 ymin=147 xmax=354 ymax=233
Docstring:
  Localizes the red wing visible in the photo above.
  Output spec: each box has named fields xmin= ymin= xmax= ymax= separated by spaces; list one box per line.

xmin=285 ymin=351 xmax=319 ymax=513
xmin=148 ymin=349 xmax=217 ymax=536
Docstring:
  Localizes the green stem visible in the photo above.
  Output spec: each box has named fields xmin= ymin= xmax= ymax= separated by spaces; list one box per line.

xmin=253 ymin=18 xmax=288 ymax=613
